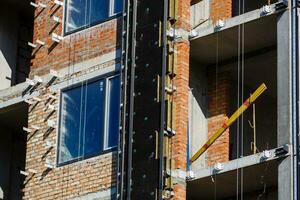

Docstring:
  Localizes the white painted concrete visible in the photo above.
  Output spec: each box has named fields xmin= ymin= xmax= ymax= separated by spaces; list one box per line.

xmin=190 ymin=0 xmax=211 ymax=29
xmin=189 ymin=90 xmax=208 ymax=171
xmin=0 ymin=186 xmax=3 ymax=199
xmin=0 ymin=7 xmax=19 ymax=90
xmin=189 ymin=62 xmax=209 ymax=171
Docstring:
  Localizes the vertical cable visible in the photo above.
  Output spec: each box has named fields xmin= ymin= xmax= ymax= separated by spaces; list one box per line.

xmin=240 ymin=0 xmax=245 ymax=198
xmin=236 ymin=1 xmax=241 ymax=198
xmin=240 ymin=13 xmax=245 ymax=200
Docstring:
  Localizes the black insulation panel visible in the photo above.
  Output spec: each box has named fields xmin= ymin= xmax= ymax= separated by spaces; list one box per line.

xmin=129 ymin=0 xmax=164 ymax=199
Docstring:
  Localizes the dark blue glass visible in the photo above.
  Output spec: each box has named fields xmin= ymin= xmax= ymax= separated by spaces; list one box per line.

xmin=114 ymin=0 xmax=123 ymax=14
xmin=83 ymin=80 xmax=105 ymax=157
xmin=89 ymin=0 xmax=109 ymax=23
xmin=59 ymin=84 xmax=85 ymax=163
xmin=58 ymin=75 xmax=120 ymax=165
xmin=107 ymin=76 xmax=120 ymax=148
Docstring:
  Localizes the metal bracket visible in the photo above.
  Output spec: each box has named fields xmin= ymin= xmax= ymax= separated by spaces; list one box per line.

xmin=275 ymin=0 xmax=288 ymax=10
xmin=164 ymin=127 xmax=176 ymax=137
xmin=167 ymin=28 xmax=189 ymax=41
xmin=165 ymin=85 xmax=177 ymax=95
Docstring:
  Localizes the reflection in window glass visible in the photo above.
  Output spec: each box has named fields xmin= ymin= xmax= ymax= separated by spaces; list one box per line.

xmin=59 ymin=84 xmax=84 ymax=163
xmin=89 ymin=0 xmax=109 ymax=24
xmin=114 ymin=0 xmax=123 ymax=14
xmin=83 ymin=80 xmax=105 ymax=157
xmin=66 ymin=0 xmax=88 ymax=33
xmin=65 ymin=0 xmax=123 ymax=33
xmin=106 ymin=76 xmax=120 ymax=148
xmin=58 ymin=75 xmax=120 ymax=165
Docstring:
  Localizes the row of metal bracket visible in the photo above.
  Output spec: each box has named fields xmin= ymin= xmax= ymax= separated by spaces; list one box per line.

xmin=20 ymin=70 xmax=62 ymax=176
xmin=28 ymin=0 xmax=64 ymax=51
xmin=162 ymin=0 xmax=178 ymax=198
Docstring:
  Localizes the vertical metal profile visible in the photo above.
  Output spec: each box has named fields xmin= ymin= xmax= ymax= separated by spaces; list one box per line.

xmin=159 ymin=0 xmax=169 ymax=197
xmin=291 ymin=0 xmax=300 ymax=198
xmin=126 ymin=0 xmax=137 ymax=198
xmin=116 ymin=0 xmax=131 ymax=198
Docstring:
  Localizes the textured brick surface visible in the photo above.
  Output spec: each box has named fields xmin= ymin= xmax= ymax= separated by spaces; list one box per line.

xmin=23 ymin=79 xmax=117 ymax=200
xmin=210 ymin=0 xmax=232 ymax=22
xmin=30 ymin=0 xmax=121 ymax=77
xmin=207 ymin=115 xmax=230 ymax=166
xmin=24 ymin=0 xmax=119 ymax=199
xmin=207 ymin=70 xmax=230 ymax=166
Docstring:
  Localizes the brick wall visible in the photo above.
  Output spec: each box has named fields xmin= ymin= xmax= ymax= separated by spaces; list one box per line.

xmin=23 ymin=61 xmax=118 ymax=199
xmin=24 ymin=0 xmax=120 ymax=199
xmin=210 ymin=0 xmax=232 ymax=22
xmin=23 ymin=83 xmax=117 ymax=199
xmin=30 ymin=0 xmax=121 ymax=77
xmin=172 ymin=0 xmax=190 ymax=199
xmin=206 ymin=70 xmax=230 ymax=166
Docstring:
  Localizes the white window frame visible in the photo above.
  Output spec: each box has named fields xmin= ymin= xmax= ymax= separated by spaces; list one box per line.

xmin=63 ymin=0 xmax=122 ymax=35
xmin=56 ymin=73 xmax=120 ymax=166
xmin=103 ymin=75 xmax=120 ymax=150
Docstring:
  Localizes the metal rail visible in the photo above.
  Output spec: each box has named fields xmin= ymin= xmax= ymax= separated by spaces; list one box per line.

xmin=116 ymin=0 xmax=131 ymax=198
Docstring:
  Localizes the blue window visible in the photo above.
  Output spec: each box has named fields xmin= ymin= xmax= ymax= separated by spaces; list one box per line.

xmin=64 ymin=0 xmax=123 ymax=34
xmin=58 ymin=75 xmax=120 ymax=165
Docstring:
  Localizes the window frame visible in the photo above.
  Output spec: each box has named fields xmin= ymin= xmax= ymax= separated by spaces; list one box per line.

xmin=56 ymin=73 xmax=120 ymax=167
xmin=63 ymin=0 xmax=123 ymax=36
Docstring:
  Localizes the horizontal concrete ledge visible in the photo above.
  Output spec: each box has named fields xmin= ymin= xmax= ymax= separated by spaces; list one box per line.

xmin=67 ymin=187 xmax=116 ymax=200
xmin=190 ymin=3 xmax=281 ymax=40
xmin=189 ymin=144 xmax=291 ymax=181
xmin=0 ymin=50 xmax=121 ymax=110
xmin=0 ymin=83 xmax=40 ymax=110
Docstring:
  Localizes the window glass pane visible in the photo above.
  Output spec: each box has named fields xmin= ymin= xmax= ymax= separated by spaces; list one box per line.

xmin=83 ymin=79 xmax=105 ymax=157
xmin=58 ymin=75 xmax=120 ymax=165
xmin=107 ymin=76 xmax=120 ymax=148
xmin=89 ymin=0 xmax=109 ymax=23
xmin=66 ymin=0 xmax=88 ymax=33
xmin=114 ymin=0 xmax=123 ymax=14
xmin=59 ymin=84 xmax=85 ymax=163
xmin=65 ymin=0 xmax=111 ymax=33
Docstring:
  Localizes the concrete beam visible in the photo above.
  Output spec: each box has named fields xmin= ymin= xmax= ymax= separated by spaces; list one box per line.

xmin=0 ymin=50 xmax=121 ymax=110
xmin=189 ymin=145 xmax=290 ymax=180
xmin=0 ymin=83 xmax=40 ymax=110
xmin=190 ymin=3 xmax=280 ymax=40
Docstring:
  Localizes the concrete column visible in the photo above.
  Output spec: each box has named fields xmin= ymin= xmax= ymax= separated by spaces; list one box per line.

xmin=277 ymin=10 xmax=293 ymax=200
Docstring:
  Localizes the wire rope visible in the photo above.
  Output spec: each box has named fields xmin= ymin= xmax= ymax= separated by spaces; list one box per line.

xmin=240 ymin=0 xmax=245 ymax=199
xmin=236 ymin=0 xmax=242 ymax=198
xmin=212 ymin=0 xmax=221 ymax=196
xmin=213 ymin=25 xmax=219 ymax=200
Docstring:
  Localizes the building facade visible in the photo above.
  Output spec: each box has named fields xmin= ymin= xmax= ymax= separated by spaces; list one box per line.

xmin=0 ymin=0 xmax=298 ymax=199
